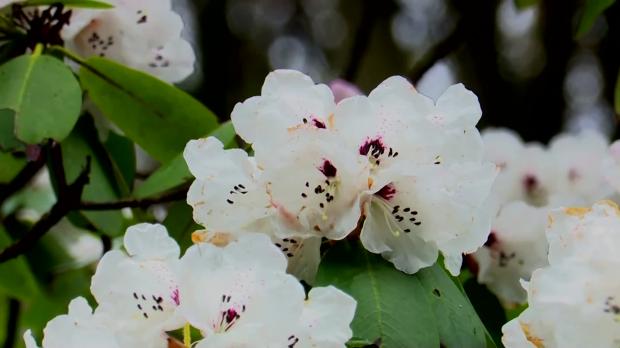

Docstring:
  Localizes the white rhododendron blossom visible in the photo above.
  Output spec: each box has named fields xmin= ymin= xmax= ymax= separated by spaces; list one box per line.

xmin=334 ymin=78 xmax=496 ymax=275
xmin=473 ymin=128 xmax=614 ymax=303
xmin=24 ymin=298 xmax=122 ymax=348
xmin=177 ymin=233 xmax=355 ymax=347
xmin=90 ymin=223 xmax=182 ymax=338
xmin=25 ymin=225 xmax=356 ymax=348
xmin=473 ymin=202 xmax=548 ymax=304
xmin=62 ymin=0 xmax=195 ymax=83
xmin=502 ymin=201 xmax=620 ymax=348
xmin=183 ymin=69 xmax=497 ymax=277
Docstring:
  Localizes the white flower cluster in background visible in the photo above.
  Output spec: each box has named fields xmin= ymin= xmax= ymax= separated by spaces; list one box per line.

xmin=472 ymin=128 xmax=615 ymax=304
xmin=502 ymin=201 xmax=620 ymax=348
xmin=184 ymin=69 xmax=497 ymax=281
xmin=24 ymin=223 xmax=355 ymax=348
xmin=62 ymin=0 xmax=195 ymax=83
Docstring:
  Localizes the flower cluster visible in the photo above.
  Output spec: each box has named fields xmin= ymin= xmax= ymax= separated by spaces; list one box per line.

xmin=502 ymin=201 xmax=620 ymax=347
xmin=0 ymin=0 xmax=195 ymax=83
xmin=471 ymin=128 xmax=615 ymax=304
xmin=185 ymin=70 xmax=497 ymax=280
xmin=25 ymin=223 xmax=356 ymax=348
xmin=62 ymin=0 xmax=195 ymax=83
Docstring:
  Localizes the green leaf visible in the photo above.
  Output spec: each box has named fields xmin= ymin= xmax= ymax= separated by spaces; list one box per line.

xmin=463 ymin=277 xmax=506 ymax=347
xmin=316 ymin=241 xmax=440 ymax=348
xmin=21 ymin=0 xmax=113 ymax=8
xmin=0 ymin=225 xmax=40 ymax=300
xmin=57 ymin=116 xmax=126 ymax=236
xmin=163 ymin=201 xmax=201 ymax=251
xmin=576 ymin=0 xmax=616 ymax=37
xmin=0 ymin=108 xmax=23 ymax=151
xmin=514 ymin=0 xmax=539 ymax=9
xmin=416 ymin=265 xmax=488 ymax=347
xmin=0 ymin=50 xmax=82 ymax=144
xmin=79 ymin=57 xmax=218 ymax=162
xmin=134 ymin=121 xmax=236 ymax=199
xmin=104 ymin=132 xmax=136 ymax=195
xmin=0 ymin=152 xmax=26 ymax=183
xmin=316 ymin=241 xmax=489 ymax=348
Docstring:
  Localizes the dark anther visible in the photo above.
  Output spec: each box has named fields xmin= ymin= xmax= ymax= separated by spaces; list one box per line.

xmin=11 ymin=3 xmax=73 ymax=53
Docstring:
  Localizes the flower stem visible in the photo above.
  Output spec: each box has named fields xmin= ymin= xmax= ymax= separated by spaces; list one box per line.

xmin=48 ymin=45 xmax=88 ymax=66
xmin=183 ymin=323 xmax=191 ymax=348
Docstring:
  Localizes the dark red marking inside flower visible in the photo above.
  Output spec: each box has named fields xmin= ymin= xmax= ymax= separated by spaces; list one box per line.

xmin=359 ymin=137 xmax=385 ymax=157
xmin=376 ymin=183 xmax=396 ymax=200
xmin=312 ymin=118 xmax=326 ymax=129
xmin=171 ymin=289 xmax=180 ymax=306
xmin=319 ymin=160 xmax=337 ymax=177
xmin=225 ymin=308 xmax=238 ymax=323
xmin=484 ymin=231 xmax=499 ymax=248
xmin=523 ymin=174 xmax=538 ymax=193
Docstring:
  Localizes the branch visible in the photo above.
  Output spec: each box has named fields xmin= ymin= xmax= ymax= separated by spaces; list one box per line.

xmin=0 ymin=149 xmax=46 ymax=207
xmin=0 ymin=157 xmax=91 ymax=263
xmin=408 ymin=21 xmax=465 ymax=84
xmin=1 ymin=299 xmax=20 ymax=348
xmin=78 ymin=184 xmax=188 ymax=211
xmin=343 ymin=1 xmax=380 ymax=81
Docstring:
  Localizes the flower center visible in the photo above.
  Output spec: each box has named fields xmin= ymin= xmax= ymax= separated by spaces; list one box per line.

xmin=359 ymin=137 xmax=399 ymax=169
xmin=214 ymin=294 xmax=246 ymax=333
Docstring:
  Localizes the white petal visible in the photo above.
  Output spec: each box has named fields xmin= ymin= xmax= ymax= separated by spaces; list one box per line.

xmin=360 ymin=199 xmax=439 ymax=274
xmin=123 ymin=223 xmax=180 ymax=261
xmin=292 ymin=286 xmax=356 ymax=348
xmin=231 ymin=70 xmax=335 ymax=146
xmin=435 ymin=83 xmax=482 ymax=128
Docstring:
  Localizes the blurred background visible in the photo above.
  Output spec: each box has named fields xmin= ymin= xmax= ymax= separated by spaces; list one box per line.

xmin=177 ymin=0 xmax=620 ymax=142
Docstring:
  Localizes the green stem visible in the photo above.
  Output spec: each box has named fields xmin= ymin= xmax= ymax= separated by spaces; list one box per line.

xmin=48 ymin=45 xmax=88 ymax=66
xmin=32 ymin=43 xmax=43 ymax=57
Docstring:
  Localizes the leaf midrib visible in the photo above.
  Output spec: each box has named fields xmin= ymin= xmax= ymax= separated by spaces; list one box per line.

xmin=363 ymin=248 xmax=384 ymax=340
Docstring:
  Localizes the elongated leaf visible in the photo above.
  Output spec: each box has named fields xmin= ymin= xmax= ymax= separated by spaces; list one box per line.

xmin=316 ymin=241 xmax=440 ymax=348
xmin=417 ymin=265 xmax=488 ymax=347
xmin=317 ymin=241 xmax=489 ymax=348
xmin=79 ymin=57 xmax=218 ymax=162
xmin=0 ymin=226 xmax=40 ymax=301
xmin=577 ymin=0 xmax=616 ymax=37
xmin=163 ymin=202 xmax=201 ymax=251
xmin=0 ymin=152 xmax=26 ymax=183
xmin=134 ymin=121 xmax=236 ymax=198
xmin=0 ymin=52 xmax=81 ymax=144
xmin=58 ymin=116 xmax=126 ymax=236
xmin=21 ymin=0 xmax=113 ymax=8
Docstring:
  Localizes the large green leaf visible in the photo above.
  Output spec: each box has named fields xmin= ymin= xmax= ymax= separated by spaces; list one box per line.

xmin=316 ymin=241 xmax=439 ymax=348
xmin=104 ymin=131 xmax=136 ymax=195
xmin=316 ymin=241 xmax=489 ymax=348
xmin=134 ymin=121 xmax=236 ymax=199
xmin=576 ymin=0 xmax=616 ymax=37
xmin=0 ymin=108 xmax=23 ymax=151
xmin=0 ymin=51 xmax=82 ymax=144
xmin=79 ymin=57 xmax=218 ymax=162
xmin=163 ymin=201 xmax=201 ymax=252
xmin=57 ymin=116 xmax=126 ymax=236
xmin=0 ymin=226 xmax=39 ymax=301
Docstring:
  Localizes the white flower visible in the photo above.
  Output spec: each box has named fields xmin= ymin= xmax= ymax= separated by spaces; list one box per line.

xmin=231 ymin=69 xmax=336 ymax=152
xmin=261 ymin=129 xmax=369 ymax=241
xmin=63 ymin=0 xmax=195 ymax=83
xmin=482 ymin=129 xmax=556 ymax=209
xmin=184 ymin=137 xmax=274 ymax=233
xmin=502 ymin=201 xmax=620 ymax=348
xmin=184 ymin=136 xmax=325 ymax=283
xmin=604 ymin=140 xmax=620 ymax=193
xmin=335 ymin=77 xmax=496 ymax=275
xmin=547 ymin=130 xmax=613 ymax=203
xmin=473 ymin=201 xmax=548 ymax=304
xmin=24 ymin=297 xmax=121 ymax=348
xmin=289 ymin=286 xmax=356 ymax=348
xmin=90 ymin=223 xmax=183 ymax=340
xmin=177 ymin=233 xmax=355 ymax=347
